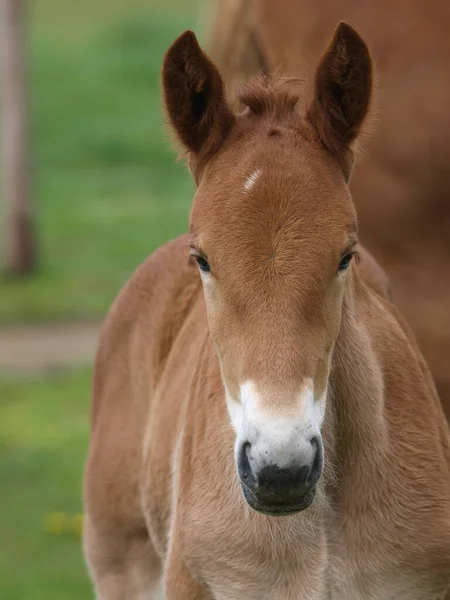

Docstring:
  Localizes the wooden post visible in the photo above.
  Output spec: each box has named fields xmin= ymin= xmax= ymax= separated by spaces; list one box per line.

xmin=0 ymin=0 xmax=35 ymax=275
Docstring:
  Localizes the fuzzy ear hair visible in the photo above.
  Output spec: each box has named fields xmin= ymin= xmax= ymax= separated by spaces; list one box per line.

xmin=306 ymin=23 xmax=372 ymax=177
xmin=162 ymin=30 xmax=235 ymax=163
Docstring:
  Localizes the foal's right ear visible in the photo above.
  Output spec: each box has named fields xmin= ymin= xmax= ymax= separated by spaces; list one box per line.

xmin=162 ymin=31 xmax=235 ymax=163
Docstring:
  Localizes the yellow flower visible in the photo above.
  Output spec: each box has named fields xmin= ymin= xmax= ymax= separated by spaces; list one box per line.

xmin=45 ymin=512 xmax=68 ymax=535
xmin=45 ymin=512 xmax=85 ymax=536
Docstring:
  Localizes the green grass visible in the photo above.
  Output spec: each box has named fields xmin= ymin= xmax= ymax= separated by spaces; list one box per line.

xmin=0 ymin=0 xmax=203 ymax=323
xmin=0 ymin=369 xmax=92 ymax=600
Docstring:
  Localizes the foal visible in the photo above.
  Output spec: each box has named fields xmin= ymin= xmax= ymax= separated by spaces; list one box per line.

xmin=84 ymin=24 xmax=450 ymax=599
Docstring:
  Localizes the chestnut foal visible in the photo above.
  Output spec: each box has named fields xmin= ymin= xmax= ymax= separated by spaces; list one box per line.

xmin=84 ymin=24 xmax=450 ymax=600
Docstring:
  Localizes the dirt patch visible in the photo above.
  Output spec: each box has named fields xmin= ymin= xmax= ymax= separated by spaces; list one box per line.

xmin=0 ymin=322 xmax=101 ymax=374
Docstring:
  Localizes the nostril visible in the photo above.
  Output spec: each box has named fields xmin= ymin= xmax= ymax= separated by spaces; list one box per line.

xmin=238 ymin=442 xmax=258 ymax=489
xmin=308 ymin=436 xmax=323 ymax=485
xmin=242 ymin=443 xmax=251 ymax=479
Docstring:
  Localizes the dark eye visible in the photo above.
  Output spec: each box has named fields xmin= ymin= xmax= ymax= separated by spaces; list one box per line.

xmin=338 ymin=252 xmax=354 ymax=272
xmin=195 ymin=256 xmax=211 ymax=273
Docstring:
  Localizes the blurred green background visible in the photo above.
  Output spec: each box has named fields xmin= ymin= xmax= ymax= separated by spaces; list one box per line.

xmin=0 ymin=1 xmax=201 ymax=597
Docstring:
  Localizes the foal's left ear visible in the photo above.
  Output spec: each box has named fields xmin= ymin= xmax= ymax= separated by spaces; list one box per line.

xmin=162 ymin=30 xmax=235 ymax=170
xmin=306 ymin=23 xmax=372 ymax=179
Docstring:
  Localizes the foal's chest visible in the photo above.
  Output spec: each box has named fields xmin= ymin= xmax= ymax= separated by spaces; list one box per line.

xmin=326 ymin=548 xmax=449 ymax=600
xmin=194 ymin=523 xmax=449 ymax=600
xmin=327 ymin=575 xmax=448 ymax=600
xmin=187 ymin=509 xmax=328 ymax=600
xmin=204 ymin=557 xmax=447 ymax=600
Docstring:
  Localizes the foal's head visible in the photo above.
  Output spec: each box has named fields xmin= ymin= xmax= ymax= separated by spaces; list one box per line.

xmin=163 ymin=23 xmax=372 ymax=515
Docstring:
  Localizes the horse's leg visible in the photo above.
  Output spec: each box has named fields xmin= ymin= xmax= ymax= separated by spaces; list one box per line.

xmin=164 ymin=546 xmax=211 ymax=600
xmin=84 ymin=515 xmax=163 ymax=599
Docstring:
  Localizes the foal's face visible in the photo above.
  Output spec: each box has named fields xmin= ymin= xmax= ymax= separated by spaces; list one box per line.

xmin=163 ymin=23 xmax=372 ymax=514
xmin=190 ymin=131 xmax=357 ymax=514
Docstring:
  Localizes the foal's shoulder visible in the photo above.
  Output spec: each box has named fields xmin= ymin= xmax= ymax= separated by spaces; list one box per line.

xmin=93 ymin=235 xmax=201 ymax=402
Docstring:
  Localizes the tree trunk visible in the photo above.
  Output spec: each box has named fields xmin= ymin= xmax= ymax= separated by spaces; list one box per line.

xmin=0 ymin=0 xmax=35 ymax=275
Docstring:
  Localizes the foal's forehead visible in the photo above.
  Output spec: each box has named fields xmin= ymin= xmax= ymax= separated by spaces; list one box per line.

xmin=194 ymin=124 xmax=355 ymax=230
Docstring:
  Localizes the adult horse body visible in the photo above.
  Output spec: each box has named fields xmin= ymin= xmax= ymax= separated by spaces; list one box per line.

xmin=208 ymin=0 xmax=450 ymax=422
xmin=83 ymin=25 xmax=450 ymax=599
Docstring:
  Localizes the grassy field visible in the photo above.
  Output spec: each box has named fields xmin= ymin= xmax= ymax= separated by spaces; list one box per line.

xmin=0 ymin=369 xmax=92 ymax=600
xmin=0 ymin=0 xmax=203 ymax=323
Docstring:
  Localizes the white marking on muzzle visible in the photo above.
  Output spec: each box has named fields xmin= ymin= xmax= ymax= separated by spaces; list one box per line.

xmin=227 ymin=379 xmax=326 ymax=471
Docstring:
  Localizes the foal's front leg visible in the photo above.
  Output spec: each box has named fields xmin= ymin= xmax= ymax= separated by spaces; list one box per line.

xmin=164 ymin=549 xmax=212 ymax=600
xmin=83 ymin=514 xmax=163 ymax=600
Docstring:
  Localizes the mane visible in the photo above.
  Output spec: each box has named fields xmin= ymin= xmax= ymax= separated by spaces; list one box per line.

xmin=237 ymin=75 xmax=307 ymax=121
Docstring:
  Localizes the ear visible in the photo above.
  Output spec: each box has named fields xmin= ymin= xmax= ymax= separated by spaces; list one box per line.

xmin=306 ymin=23 xmax=372 ymax=177
xmin=162 ymin=30 xmax=235 ymax=163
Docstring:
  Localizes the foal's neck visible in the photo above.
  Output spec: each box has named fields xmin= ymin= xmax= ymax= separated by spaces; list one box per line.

xmin=326 ymin=275 xmax=389 ymax=489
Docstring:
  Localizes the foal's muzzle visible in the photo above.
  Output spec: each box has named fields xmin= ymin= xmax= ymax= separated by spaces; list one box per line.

xmin=237 ymin=437 xmax=323 ymax=515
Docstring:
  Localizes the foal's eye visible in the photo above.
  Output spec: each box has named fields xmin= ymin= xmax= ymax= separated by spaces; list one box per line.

xmin=195 ymin=256 xmax=211 ymax=273
xmin=338 ymin=252 xmax=354 ymax=272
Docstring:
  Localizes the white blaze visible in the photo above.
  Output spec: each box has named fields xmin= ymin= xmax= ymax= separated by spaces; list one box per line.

xmin=243 ymin=169 xmax=262 ymax=191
